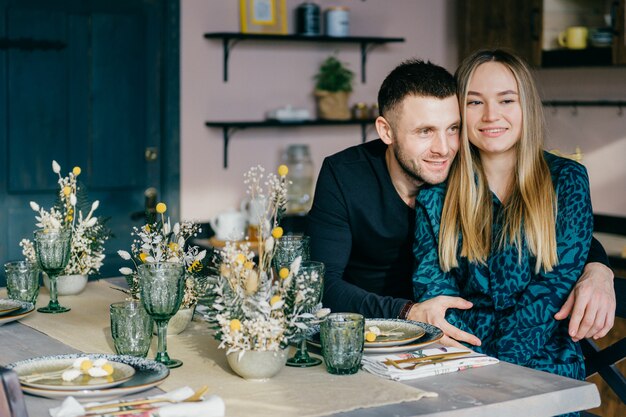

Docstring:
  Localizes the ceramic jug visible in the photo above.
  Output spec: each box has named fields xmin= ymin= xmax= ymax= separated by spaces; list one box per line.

xmin=211 ymin=210 xmax=247 ymax=241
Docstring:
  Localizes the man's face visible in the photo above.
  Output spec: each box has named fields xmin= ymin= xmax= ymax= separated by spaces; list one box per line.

xmin=384 ymin=95 xmax=460 ymax=186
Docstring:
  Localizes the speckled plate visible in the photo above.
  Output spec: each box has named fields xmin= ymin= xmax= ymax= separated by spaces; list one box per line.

xmin=7 ymin=354 xmax=169 ymax=401
xmin=309 ymin=320 xmax=443 ymax=354
xmin=0 ymin=301 xmax=34 ymax=326
xmin=0 ymin=299 xmax=22 ymax=316
xmin=364 ymin=319 xmax=426 ymax=347
xmin=14 ymin=357 xmax=135 ymax=391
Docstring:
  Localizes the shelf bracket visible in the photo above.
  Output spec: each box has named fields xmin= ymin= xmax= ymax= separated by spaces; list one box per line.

xmin=221 ymin=126 xmax=240 ymax=168
xmin=222 ymin=38 xmax=241 ymax=82
xmin=360 ymin=42 xmax=382 ymax=83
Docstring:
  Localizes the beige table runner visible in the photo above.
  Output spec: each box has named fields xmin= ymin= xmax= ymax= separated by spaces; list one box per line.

xmin=17 ymin=281 xmax=437 ymax=417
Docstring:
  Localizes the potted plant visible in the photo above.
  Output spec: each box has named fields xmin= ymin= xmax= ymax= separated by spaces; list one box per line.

xmin=21 ymin=161 xmax=110 ymax=295
xmin=118 ymin=202 xmax=209 ymax=335
xmin=314 ymin=55 xmax=354 ymax=120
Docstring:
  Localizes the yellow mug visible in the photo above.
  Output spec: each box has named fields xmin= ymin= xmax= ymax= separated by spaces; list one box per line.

xmin=558 ymin=26 xmax=588 ymax=49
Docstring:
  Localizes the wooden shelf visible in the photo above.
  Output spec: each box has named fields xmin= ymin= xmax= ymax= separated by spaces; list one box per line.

xmin=205 ymin=118 xmax=376 ymax=168
xmin=541 ymin=48 xmax=613 ymax=67
xmin=203 ymin=32 xmax=405 ymax=82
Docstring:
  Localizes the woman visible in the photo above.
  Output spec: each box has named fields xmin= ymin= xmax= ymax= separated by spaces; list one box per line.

xmin=412 ymin=49 xmax=593 ymax=385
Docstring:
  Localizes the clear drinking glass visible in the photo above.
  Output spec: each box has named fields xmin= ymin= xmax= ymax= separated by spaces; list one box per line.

xmin=33 ymin=230 xmax=72 ymax=313
xmin=110 ymin=301 xmax=154 ymax=357
xmin=138 ymin=262 xmax=185 ymax=368
xmin=288 ymin=261 xmax=325 ymax=367
xmin=273 ymin=234 xmax=311 ymax=271
xmin=320 ymin=313 xmax=365 ymax=375
xmin=4 ymin=261 xmax=40 ymax=304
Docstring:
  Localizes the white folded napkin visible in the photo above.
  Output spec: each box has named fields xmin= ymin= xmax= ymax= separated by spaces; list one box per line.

xmin=361 ymin=346 xmax=499 ymax=381
xmin=49 ymin=386 xmax=225 ymax=417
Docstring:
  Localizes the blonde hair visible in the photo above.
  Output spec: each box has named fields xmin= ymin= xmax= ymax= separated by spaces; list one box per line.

xmin=439 ymin=50 xmax=557 ymax=274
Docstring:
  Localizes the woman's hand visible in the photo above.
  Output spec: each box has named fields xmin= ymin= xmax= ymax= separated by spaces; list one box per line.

xmin=407 ymin=296 xmax=482 ymax=347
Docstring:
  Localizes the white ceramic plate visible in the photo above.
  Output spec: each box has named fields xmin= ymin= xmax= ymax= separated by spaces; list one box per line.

xmin=0 ymin=301 xmax=34 ymax=326
xmin=15 ymin=357 xmax=135 ymax=391
xmin=364 ymin=319 xmax=426 ymax=347
xmin=309 ymin=320 xmax=444 ymax=354
xmin=0 ymin=299 xmax=23 ymax=316
xmin=7 ymin=354 xmax=169 ymax=401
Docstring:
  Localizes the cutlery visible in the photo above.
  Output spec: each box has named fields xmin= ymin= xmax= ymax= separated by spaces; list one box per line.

xmin=383 ymin=350 xmax=471 ymax=367
xmin=84 ymin=385 xmax=208 ymax=414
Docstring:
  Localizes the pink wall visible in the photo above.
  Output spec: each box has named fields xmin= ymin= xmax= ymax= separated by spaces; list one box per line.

xmin=180 ymin=0 xmax=457 ymax=222
xmin=181 ymin=1 xmax=625 ymax=222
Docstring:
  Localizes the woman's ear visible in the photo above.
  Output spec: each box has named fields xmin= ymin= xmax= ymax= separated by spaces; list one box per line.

xmin=375 ymin=116 xmax=394 ymax=145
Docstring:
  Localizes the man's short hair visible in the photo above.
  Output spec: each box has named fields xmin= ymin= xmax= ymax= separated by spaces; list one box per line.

xmin=377 ymin=59 xmax=457 ymax=120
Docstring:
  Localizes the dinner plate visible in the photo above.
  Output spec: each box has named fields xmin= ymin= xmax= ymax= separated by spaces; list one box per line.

xmin=15 ymin=357 xmax=136 ymax=391
xmin=364 ymin=319 xmax=426 ymax=347
xmin=0 ymin=299 xmax=23 ymax=316
xmin=309 ymin=320 xmax=443 ymax=354
xmin=0 ymin=301 xmax=35 ymax=326
xmin=7 ymin=354 xmax=169 ymax=401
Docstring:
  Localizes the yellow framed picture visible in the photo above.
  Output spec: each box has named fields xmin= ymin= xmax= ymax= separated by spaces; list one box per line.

xmin=239 ymin=0 xmax=287 ymax=34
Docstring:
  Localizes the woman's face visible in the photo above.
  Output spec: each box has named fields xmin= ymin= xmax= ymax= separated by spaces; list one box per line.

xmin=464 ymin=62 xmax=522 ymax=159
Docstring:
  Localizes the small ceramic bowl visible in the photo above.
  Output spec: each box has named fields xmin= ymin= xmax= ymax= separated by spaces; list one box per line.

xmin=43 ymin=274 xmax=88 ymax=296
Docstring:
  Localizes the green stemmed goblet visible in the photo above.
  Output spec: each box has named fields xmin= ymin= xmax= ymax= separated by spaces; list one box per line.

xmin=34 ymin=229 xmax=72 ymax=313
xmin=288 ymin=260 xmax=325 ymax=367
xmin=138 ymin=262 xmax=185 ymax=368
xmin=273 ymin=234 xmax=310 ymax=271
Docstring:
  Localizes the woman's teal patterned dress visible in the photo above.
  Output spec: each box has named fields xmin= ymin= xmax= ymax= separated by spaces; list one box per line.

xmin=412 ymin=152 xmax=593 ymax=384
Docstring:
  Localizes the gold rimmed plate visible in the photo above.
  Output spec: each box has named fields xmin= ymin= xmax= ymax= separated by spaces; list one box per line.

xmin=364 ymin=319 xmax=426 ymax=347
xmin=7 ymin=354 xmax=169 ymax=400
xmin=0 ymin=301 xmax=35 ymax=326
xmin=309 ymin=320 xmax=444 ymax=354
xmin=15 ymin=357 xmax=135 ymax=391
xmin=0 ymin=299 xmax=22 ymax=316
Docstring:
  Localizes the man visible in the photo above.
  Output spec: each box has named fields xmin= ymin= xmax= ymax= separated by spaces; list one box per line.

xmin=306 ymin=59 xmax=615 ymax=346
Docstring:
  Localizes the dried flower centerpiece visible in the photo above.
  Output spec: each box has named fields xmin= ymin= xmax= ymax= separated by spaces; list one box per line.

xmin=21 ymin=160 xmax=109 ymax=280
xmin=117 ymin=202 xmax=207 ymax=311
xmin=204 ymin=165 xmax=329 ymax=379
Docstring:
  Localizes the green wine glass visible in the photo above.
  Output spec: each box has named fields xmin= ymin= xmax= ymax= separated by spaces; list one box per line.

xmin=138 ymin=262 xmax=185 ymax=368
xmin=34 ymin=229 xmax=72 ymax=313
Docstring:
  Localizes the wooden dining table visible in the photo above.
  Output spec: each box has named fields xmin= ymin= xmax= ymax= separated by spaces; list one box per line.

xmin=0 ymin=279 xmax=601 ymax=417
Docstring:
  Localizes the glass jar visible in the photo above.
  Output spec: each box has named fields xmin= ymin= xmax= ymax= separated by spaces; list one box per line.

xmin=282 ymin=144 xmax=314 ymax=214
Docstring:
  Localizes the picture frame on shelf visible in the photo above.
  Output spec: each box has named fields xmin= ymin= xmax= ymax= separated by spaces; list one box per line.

xmin=239 ymin=0 xmax=287 ymax=34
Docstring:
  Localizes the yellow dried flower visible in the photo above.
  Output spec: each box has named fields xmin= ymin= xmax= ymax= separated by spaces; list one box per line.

xmin=80 ymin=360 xmax=93 ymax=371
xmin=365 ymin=332 xmax=377 ymax=342
xmin=277 ymin=164 xmax=289 ymax=177
xmin=156 ymin=202 xmax=167 ymax=214
xmin=187 ymin=260 xmax=202 ymax=273
xmin=72 ymin=166 xmax=81 ymax=176
xmin=139 ymin=253 xmax=148 ymax=263
xmin=229 ymin=319 xmax=241 ymax=332
xmin=101 ymin=363 xmax=114 ymax=375
xmin=63 ymin=186 xmax=72 ymax=196
xmin=270 ymin=295 xmax=281 ymax=306
xmin=271 ymin=227 xmax=284 ymax=239
xmin=168 ymin=242 xmax=179 ymax=252
xmin=279 ymin=267 xmax=289 ymax=279
xmin=243 ymin=261 xmax=254 ymax=270
xmin=235 ymin=253 xmax=246 ymax=264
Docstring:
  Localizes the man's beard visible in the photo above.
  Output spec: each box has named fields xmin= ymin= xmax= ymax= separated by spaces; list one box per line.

xmin=392 ymin=143 xmax=427 ymax=186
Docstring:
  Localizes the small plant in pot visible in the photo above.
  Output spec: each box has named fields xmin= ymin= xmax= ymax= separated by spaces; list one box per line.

xmin=314 ymin=55 xmax=354 ymax=120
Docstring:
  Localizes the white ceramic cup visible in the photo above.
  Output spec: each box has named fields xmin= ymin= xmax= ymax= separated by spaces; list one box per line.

xmin=211 ymin=210 xmax=247 ymax=241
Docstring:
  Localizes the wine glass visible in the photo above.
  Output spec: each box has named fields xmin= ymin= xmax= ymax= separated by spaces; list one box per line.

xmin=138 ymin=262 xmax=185 ymax=368
xmin=34 ymin=229 xmax=72 ymax=313
xmin=288 ymin=260 xmax=325 ymax=367
xmin=273 ymin=234 xmax=310 ymax=271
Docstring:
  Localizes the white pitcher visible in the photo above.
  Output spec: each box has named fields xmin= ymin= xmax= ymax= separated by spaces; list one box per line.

xmin=211 ymin=210 xmax=247 ymax=241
